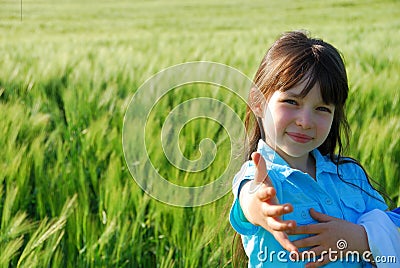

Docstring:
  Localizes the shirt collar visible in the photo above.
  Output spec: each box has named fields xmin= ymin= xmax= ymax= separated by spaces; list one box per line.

xmin=257 ymin=139 xmax=338 ymax=181
xmin=311 ymin=147 xmax=338 ymax=175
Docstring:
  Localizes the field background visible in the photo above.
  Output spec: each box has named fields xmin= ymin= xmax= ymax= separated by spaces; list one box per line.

xmin=1 ymin=0 xmax=400 ymax=267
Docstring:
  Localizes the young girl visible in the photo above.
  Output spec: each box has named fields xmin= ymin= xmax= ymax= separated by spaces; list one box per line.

xmin=229 ymin=31 xmax=399 ymax=267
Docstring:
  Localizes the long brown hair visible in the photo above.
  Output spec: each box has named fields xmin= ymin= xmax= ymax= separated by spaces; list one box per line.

xmin=245 ymin=30 xmax=350 ymax=161
xmin=233 ymin=30 xmax=390 ymax=266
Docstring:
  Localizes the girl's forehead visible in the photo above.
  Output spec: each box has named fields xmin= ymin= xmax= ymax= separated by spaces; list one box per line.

xmin=277 ymin=82 xmax=330 ymax=105
xmin=284 ymin=79 xmax=321 ymax=97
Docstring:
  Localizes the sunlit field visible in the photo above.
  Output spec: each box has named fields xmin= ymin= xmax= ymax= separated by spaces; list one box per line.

xmin=1 ymin=0 xmax=400 ymax=266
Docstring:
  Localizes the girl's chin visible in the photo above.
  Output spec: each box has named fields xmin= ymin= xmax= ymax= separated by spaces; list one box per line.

xmin=276 ymin=146 xmax=312 ymax=158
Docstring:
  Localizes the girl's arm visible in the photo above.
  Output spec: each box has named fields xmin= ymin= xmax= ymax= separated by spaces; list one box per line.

xmin=238 ymin=152 xmax=298 ymax=253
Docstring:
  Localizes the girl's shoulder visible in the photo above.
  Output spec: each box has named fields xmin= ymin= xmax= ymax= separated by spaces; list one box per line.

xmin=338 ymin=156 xmax=366 ymax=176
xmin=321 ymin=153 xmax=369 ymax=183
xmin=325 ymin=153 xmax=359 ymax=165
xmin=325 ymin=154 xmax=387 ymax=206
xmin=315 ymin=151 xmax=362 ymax=175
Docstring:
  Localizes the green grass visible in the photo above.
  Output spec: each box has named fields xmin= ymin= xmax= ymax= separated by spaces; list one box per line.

xmin=1 ymin=0 xmax=400 ymax=266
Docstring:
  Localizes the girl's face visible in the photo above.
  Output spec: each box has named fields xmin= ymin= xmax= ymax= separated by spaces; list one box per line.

xmin=260 ymin=79 xmax=335 ymax=166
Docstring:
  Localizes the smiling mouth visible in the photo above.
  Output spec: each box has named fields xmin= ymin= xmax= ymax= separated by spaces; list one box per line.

xmin=286 ymin=132 xmax=313 ymax=143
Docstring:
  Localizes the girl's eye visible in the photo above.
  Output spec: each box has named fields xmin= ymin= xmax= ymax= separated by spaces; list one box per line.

xmin=316 ymin=106 xmax=332 ymax=113
xmin=283 ymin=99 xmax=298 ymax=105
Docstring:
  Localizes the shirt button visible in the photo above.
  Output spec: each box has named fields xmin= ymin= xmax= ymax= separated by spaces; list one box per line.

xmin=354 ymin=202 xmax=360 ymax=209
xmin=325 ymin=198 xmax=332 ymax=205
xmin=301 ymin=211 xmax=307 ymax=219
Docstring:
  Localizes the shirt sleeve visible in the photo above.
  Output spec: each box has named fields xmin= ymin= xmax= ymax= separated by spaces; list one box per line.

xmin=229 ymin=162 xmax=260 ymax=235
xmin=357 ymin=209 xmax=400 ymax=267
xmin=349 ymin=163 xmax=399 ymax=267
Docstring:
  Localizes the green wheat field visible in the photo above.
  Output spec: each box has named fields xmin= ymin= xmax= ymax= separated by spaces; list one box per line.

xmin=1 ymin=0 xmax=400 ymax=267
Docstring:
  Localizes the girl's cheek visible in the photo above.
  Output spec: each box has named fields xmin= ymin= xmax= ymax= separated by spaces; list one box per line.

xmin=317 ymin=117 xmax=334 ymax=131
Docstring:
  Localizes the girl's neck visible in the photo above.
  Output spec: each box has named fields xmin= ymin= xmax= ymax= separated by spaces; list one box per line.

xmin=305 ymin=154 xmax=316 ymax=179
xmin=277 ymin=150 xmax=317 ymax=179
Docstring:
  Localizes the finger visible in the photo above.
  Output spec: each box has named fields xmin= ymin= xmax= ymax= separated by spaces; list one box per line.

xmin=265 ymin=217 xmax=296 ymax=231
xmin=305 ymin=246 xmax=325 ymax=258
xmin=292 ymin=235 xmax=319 ymax=249
xmin=256 ymin=186 xmax=276 ymax=202
xmin=251 ymin=152 xmax=273 ymax=186
xmin=271 ymin=231 xmax=298 ymax=253
xmin=288 ymin=223 xmax=322 ymax=235
xmin=309 ymin=208 xmax=336 ymax=223
xmin=261 ymin=202 xmax=293 ymax=217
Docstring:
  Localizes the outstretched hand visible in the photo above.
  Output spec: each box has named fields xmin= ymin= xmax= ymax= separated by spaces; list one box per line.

xmin=289 ymin=208 xmax=370 ymax=268
xmin=239 ymin=152 xmax=298 ymax=253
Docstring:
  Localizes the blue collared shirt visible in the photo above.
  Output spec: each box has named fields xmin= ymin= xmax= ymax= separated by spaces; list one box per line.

xmin=230 ymin=140 xmax=387 ymax=267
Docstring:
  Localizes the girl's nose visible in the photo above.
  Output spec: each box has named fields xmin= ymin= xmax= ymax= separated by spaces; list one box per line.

xmin=296 ymin=109 xmax=313 ymax=129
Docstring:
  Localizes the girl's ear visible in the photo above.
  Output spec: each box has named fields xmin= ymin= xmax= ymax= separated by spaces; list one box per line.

xmin=249 ymin=87 xmax=265 ymax=118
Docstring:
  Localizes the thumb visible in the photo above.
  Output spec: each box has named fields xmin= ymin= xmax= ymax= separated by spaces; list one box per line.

xmin=251 ymin=152 xmax=272 ymax=186
xmin=309 ymin=208 xmax=337 ymax=223
xmin=250 ymin=152 xmax=279 ymax=204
